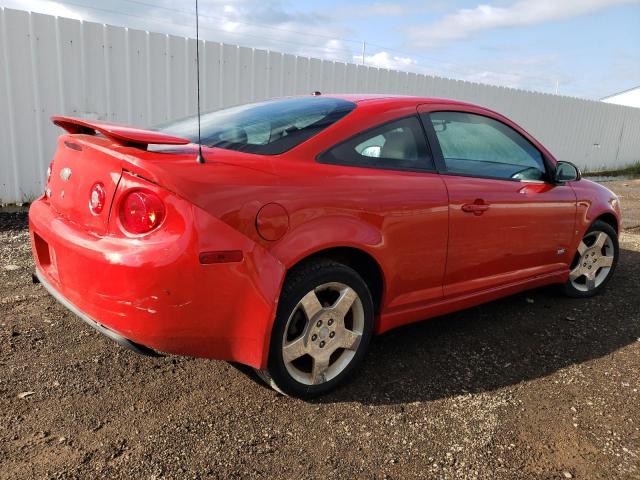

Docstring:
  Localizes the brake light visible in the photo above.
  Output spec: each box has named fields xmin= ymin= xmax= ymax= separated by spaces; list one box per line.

xmin=119 ymin=190 xmax=165 ymax=234
xmin=89 ymin=183 xmax=106 ymax=215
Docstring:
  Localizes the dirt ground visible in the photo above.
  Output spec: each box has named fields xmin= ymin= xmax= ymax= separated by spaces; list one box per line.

xmin=1 ymin=180 xmax=638 ymax=480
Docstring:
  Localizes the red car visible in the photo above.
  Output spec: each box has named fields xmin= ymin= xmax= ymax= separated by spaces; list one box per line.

xmin=30 ymin=95 xmax=621 ymax=397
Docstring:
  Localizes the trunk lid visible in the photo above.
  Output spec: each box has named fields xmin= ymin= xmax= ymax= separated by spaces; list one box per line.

xmin=46 ymin=136 xmax=124 ymax=235
xmin=46 ymin=117 xmax=191 ymax=236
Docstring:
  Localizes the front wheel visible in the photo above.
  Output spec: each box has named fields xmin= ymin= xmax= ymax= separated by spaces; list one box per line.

xmin=257 ymin=259 xmax=374 ymax=398
xmin=561 ymin=220 xmax=619 ymax=298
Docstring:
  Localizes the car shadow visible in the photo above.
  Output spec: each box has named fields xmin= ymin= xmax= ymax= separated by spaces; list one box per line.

xmin=314 ymin=245 xmax=639 ymax=406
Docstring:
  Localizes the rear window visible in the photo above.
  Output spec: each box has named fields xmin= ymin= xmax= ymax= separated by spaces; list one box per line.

xmin=153 ymin=97 xmax=356 ymax=155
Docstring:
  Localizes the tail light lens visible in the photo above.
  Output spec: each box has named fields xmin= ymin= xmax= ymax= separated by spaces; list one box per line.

xmin=89 ymin=183 xmax=106 ymax=215
xmin=120 ymin=190 xmax=165 ymax=234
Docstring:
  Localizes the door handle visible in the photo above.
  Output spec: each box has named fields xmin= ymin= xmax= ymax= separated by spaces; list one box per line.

xmin=461 ymin=201 xmax=490 ymax=215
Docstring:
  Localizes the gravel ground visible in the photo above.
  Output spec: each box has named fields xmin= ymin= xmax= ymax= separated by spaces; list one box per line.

xmin=608 ymin=179 xmax=640 ymax=230
xmin=1 ymin=180 xmax=639 ymax=480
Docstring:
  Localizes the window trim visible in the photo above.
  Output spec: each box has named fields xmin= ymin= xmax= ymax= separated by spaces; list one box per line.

xmin=421 ymin=110 xmax=554 ymax=184
xmin=316 ymin=115 xmax=437 ymax=173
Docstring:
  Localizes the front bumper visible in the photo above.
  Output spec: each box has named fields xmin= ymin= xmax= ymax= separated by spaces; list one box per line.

xmin=29 ymin=195 xmax=284 ymax=369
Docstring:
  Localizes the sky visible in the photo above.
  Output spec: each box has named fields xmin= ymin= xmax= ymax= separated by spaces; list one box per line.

xmin=2 ymin=0 xmax=639 ymax=99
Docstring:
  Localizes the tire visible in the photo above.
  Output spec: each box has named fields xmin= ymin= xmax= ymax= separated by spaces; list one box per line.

xmin=258 ymin=259 xmax=374 ymax=398
xmin=561 ymin=220 xmax=619 ymax=298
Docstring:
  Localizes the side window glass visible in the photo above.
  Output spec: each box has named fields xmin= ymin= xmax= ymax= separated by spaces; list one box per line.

xmin=319 ymin=117 xmax=433 ymax=170
xmin=428 ymin=111 xmax=546 ymax=181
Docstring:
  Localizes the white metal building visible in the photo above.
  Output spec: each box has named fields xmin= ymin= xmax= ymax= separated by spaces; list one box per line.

xmin=601 ymin=86 xmax=640 ymax=109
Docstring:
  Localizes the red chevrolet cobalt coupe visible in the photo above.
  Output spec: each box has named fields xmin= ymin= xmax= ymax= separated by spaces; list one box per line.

xmin=30 ymin=95 xmax=621 ymax=397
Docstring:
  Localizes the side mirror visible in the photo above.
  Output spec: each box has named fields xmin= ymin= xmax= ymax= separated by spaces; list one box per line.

xmin=555 ymin=161 xmax=581 ymax=183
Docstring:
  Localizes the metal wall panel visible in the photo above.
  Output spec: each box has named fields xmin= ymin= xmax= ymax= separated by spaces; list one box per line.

xmin=1 ymin=7 xmax=640 ymax=204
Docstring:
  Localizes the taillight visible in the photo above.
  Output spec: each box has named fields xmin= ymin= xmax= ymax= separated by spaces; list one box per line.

xmin=119 ymin=190 xmax=165 ymax=234
xmin=89 ymin=183 xmax=106 ymax=215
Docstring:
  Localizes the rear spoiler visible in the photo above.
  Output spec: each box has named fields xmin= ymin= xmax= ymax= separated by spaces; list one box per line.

xmin=51 ymin=116 xmax=191 ymax=148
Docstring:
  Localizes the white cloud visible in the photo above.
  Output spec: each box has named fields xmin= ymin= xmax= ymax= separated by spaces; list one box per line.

xmin=2 ymin=0 xmax=86 ymax=20
xmin=367 ymin=2 xmax=411 ymax=16
xmin=341 ymin=2 xmax=412 ymax=17
xmin=355 ymin=50 xmax=417 ymax=69
xmin=3 ymin=0 xmax=355 ymax=61
xmin=408 ymin=0 xmax=640 ymax=46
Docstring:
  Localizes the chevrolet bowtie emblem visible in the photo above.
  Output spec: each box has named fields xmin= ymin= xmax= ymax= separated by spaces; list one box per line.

xmin=60 ymin=167 xmax=72 ymax=181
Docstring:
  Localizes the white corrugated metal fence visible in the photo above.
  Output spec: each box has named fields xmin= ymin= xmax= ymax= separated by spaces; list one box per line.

xmin=1 ymin=7 xmax=640 ymax=204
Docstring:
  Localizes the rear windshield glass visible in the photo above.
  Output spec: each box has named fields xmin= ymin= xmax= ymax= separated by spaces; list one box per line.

xmin=153 ymin=97 xmax=356 ymax=155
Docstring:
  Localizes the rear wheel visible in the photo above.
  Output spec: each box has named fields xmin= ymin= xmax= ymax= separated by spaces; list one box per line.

xmin=561 ymin=220 xmax=618 ymax=298
xmin=258 ymin=260 xmax=374 ymax=398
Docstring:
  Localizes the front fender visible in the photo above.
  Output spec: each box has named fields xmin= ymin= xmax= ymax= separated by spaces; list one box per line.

xmin=571 ymin=180 xmax=621 ymax=235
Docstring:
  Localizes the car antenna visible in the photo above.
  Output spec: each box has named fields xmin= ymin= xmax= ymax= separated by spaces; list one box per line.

xmin=195 ymin=0 xmax=205 ymax=164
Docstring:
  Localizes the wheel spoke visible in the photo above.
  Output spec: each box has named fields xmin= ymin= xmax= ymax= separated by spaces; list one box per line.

xmin=310 ymin=356 xmax=330 ymax=384
xmin=299 ymin=290 xmax=323 ymax=320
xmin=594 ymin=232 xmax=608 ymax=249
xmin=586 ymin=275 xmax=596 ymax=291
xmin=577 ymin=241 xmax=588 ymax=256
xmin=332 ymin=287 xmax=358 ymax=317
xmin=340 ymin=328 xmax=362 ymax=351
xmin=569 ymin=265 xmax=584 ymax=281
xmin=599 ymin=256 xmax=613 ymax=268
xmin=282 ymin=337 xmax=307 ymax=363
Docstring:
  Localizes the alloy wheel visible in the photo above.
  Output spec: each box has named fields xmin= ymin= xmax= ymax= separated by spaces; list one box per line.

xmin=281 ymin=282 xmax=364 ymax=385
xmin=569 ymin=230 xmax=615 ymax=292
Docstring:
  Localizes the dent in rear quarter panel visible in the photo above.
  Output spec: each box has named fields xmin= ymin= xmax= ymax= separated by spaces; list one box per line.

xmin=119 ymin=154 xmax=289 ymax=367
xmin=192 ymin=206 xmax=285 ymax=368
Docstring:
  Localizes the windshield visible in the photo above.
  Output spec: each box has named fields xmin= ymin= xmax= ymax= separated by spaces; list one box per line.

xmin=153 ymin=97 xmax=356 ymax=155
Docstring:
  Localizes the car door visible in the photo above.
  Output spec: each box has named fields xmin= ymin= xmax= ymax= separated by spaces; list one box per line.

xmin=418 ymin=105 xmax=576 ymax=298
xmin=316 ymin=115 xmax=449 ymax=312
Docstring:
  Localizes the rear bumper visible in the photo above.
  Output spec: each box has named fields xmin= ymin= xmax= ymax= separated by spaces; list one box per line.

xmin=29 ymin=196 xmax=284 ymax=369
xmin=35 ymin=267 xmax=160 ymax=356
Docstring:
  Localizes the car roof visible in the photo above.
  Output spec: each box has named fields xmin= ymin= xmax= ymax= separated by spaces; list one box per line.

xmin=321 ymin=93 xmax=479 ymax=108
xmin=319 ymin=93 xmax=507 ymax=125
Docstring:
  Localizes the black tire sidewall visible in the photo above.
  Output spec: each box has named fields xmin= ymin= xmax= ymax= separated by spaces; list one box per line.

xmin=562 ymin=220 xmax=619 ymax=298
xmin=267 ymin=261 xmax=374 ymax=398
